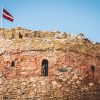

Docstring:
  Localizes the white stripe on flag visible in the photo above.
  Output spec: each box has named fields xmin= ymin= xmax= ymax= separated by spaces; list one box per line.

xmin=3 ymin=12 xmax=14 ymax=19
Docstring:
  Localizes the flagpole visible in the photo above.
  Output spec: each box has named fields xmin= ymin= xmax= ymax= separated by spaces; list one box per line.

xmin=1 ymin=3 xmax=3 ymax=28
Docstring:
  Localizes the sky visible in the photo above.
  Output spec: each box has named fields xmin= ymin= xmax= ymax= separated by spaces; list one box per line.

xmin=0 ymin=0 xmax=100 ymax=42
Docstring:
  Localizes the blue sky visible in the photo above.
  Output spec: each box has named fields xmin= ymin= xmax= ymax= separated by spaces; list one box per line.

xmin=0 ymin=0 xmax=100 ymax=42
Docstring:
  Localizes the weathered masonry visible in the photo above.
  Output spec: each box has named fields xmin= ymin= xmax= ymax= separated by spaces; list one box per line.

xmin=0 ymin=50 xmax=100 ymax=80
xmin=0 ymin=27 xmax=100 ymax=100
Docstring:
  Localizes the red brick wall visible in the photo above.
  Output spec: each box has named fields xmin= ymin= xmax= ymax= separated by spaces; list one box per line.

xmin=0 ymin=50 xmax=100 ymax=80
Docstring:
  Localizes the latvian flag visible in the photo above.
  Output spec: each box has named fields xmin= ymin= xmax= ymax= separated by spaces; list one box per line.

xmin=3 ymin=9 xmax=14 ymax=22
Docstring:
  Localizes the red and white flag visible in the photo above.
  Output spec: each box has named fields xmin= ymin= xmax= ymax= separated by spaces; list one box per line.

xmin=2 ymin=9 xmax=14 ymax=22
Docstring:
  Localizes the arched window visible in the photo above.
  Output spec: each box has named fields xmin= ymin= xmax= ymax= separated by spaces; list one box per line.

xmin=91 ymin=65 xmax=95 ymax=73
xmin=41 ymin=59 xmax=48 ymax=76
xmin=11 ymin=61 xmax=15 ymax=67
xmin=19 ymin=32 xmax=23 ymax=39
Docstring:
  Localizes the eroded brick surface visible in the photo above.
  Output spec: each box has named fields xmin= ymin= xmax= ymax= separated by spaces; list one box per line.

xmin=0 ymin=28 xmax=100 ymax=100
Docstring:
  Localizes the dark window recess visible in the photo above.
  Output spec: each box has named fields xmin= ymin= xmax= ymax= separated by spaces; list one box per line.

xmin=91 ymin=65 xmax=95 ymax=73
xmin=11 ymin=61 xmax=15 ymax=67
xmin=19 ymin=32 xmax=23 ymax=39
xmin=41 ymin=59 xmax=48 ymax=76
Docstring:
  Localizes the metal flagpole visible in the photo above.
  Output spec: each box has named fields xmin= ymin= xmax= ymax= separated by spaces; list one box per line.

xmin=1 ymin=3 xmax=3 ymax=28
